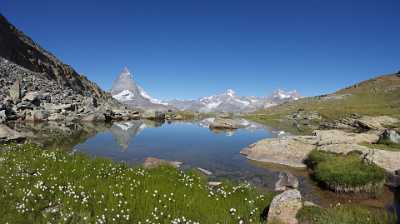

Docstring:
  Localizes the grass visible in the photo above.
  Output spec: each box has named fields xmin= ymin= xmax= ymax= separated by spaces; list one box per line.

xmin=0 ymin=144 xmax=274 ymax=223
xmin=297 ymin=205 xmax=397 ymax=224
xmin=307 ymin=150 xmax=385 ymax=194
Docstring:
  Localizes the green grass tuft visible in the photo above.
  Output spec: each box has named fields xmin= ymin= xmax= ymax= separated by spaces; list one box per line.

xmin=307 ymin=150 xmax=385 ymax=194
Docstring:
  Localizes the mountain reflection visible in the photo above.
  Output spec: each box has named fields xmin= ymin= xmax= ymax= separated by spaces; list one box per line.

xmin=110 ymin=120 xmax=164 ymax=150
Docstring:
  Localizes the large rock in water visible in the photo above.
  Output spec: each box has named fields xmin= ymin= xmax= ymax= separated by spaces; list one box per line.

xmin=267 ymin=189 xmax=302 ymax=224
xmin=240 ymin=136 xmax=316 ymax=168
xmin=143 ymin=157 xmax=182 ymax=169
xmin=209 ymin=118 xmax=243 ymax=129
xmin=0 ymin=124 xmax=25 ymax=143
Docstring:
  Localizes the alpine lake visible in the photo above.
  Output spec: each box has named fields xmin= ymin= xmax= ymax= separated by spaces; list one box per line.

xmin=10 ymin=118 xmax=400 ymax=218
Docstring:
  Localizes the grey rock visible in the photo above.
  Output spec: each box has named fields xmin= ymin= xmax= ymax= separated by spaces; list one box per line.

xmin=275 ymin=172 xmax=299 ymax=191
xmin=22 ymin=91 xmax=41 ymax=106
xmin=16 ymin=101 xmax=35 ymax=110
xmin=143 ymin=157 xmax=182 ymax=169
xmin=378 ymin=129 xmax=400 ymax=144
xmin=209 ymin=118 xmax=242 ymax=129
xmin=25 ymin=110 xmax=49 ymax=122
xmin=0 ymin=124 xmax=25 ymax=143
xmin=267 ymin=189 xmax=302 ymax=224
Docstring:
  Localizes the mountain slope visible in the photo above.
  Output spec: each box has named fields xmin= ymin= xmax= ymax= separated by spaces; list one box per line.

xmin=0 ymin=14 xmax=107 ymax=98
xmin=246 ymin=72 xmax=400 ymax=132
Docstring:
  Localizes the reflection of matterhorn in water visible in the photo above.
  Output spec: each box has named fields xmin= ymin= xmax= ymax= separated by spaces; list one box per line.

xmin=110 ymin=120 xmax=164 ymax=150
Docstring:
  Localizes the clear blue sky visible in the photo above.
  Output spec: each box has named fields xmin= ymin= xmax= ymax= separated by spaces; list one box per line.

xmin=1 ymin=0 xmax=399 ymax=100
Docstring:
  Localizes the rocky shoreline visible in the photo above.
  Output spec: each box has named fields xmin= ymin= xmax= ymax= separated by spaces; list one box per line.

xmin=241 ymin=116 xmax=400 ymax=186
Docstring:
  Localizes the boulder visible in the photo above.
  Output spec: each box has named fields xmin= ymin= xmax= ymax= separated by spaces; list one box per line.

xmin=143 ymin=157 xmax=182 ymax=169
xmin=0 ymin=124 xmax=25 ymax=143
xmin=275 ymin=171 xmax=299 ymax=191
xmin=241 ymin=137 xmax=315 ymax=168
xmin=16 ymin=101 xmax=35 ymax=110
xmin=209 ymin=118 xmax=242 ymax=129
xmin=378 ymin=129 xmax=400 ymax=144
xmin=267 ymin=189 xmax=302 ymax=224
xmin=25 ymin=110 xmax=49 ymax=122
xmin=354 ymin=116 xmax=398 ymax=131
xmin=313 ymin=129 xmax=379 ymax=146
xmin=22 ymin=91 xmax=41 ymax=106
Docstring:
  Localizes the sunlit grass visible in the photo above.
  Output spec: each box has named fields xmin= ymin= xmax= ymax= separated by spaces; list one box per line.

xmin=0 ymin=144 xmax=274 ymax=223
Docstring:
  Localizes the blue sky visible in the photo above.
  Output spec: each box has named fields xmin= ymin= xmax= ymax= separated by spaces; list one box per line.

xmin=1 ymin=0 xmax=399 ymax=100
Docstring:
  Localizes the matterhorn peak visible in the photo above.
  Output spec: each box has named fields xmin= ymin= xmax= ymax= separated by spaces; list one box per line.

xmin=120 ymin=66 xmax=132 ymax=78
xmin=225 ymin=89 xmax=236 ymax=97
xmin=111 ymin=67 xmax=168 ymax=108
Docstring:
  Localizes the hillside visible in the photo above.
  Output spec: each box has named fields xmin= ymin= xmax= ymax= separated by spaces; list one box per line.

xmin=246 ymin=72 xmax=400 ymax=133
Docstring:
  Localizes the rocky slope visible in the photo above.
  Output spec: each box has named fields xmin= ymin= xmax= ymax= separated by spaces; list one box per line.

xmin=0 ymin=14 xmax=136 ymax=125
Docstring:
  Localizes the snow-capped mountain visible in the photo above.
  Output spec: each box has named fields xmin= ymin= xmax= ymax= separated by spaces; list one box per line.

xmin=166 ymin=89 xmax=300 ymax=113
xmin=271 ymin=89 xmax=300 ymax=101
xmin=111 ymin=67 xmax=300 ymax=112
xmin=111 ymin=67 xmax=169 ymax=110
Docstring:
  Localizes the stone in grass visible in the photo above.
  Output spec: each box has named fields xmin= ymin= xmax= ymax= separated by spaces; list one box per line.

xmin=267 ymin=189 xmax=303 ymax=224
xmin=275 ymin=171 xmax=299 ymax=191
xmin=208 ymin=181 xmax=222 ymax=187
xmin=197 ymin=167 xmax=213 ymax=175
xmin=143 ymin=157 xmax=182 ymax=169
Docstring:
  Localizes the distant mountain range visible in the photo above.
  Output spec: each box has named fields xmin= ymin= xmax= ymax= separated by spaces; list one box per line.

xmin=111 ymin=67 xmax=301 ymax=113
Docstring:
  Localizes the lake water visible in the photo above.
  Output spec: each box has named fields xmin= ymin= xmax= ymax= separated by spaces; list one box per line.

xmin=74 ymin=120 xmax=303 ymax=191
xmin=14 ymin=119 xmax=398 ymax=215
